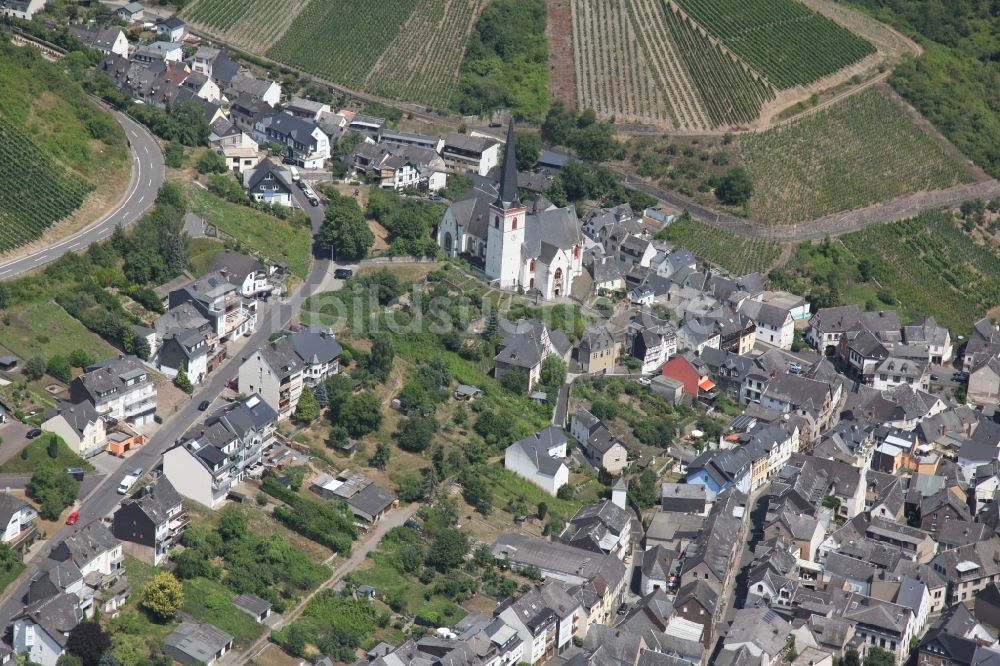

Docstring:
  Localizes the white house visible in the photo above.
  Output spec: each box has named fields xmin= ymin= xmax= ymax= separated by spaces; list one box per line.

xmin=68 ymin=25 xmax=129 ymax=57
xmin=48 ymin=522 xmax=123 ymax=579
xmin=442 ymin=132 xmax=500 ymax=176
xmin=0 ymin=494 xmax=37 ymax=546
xmin=740 ymin=301 xmax=794 ymax=350
xmin=13 ymin=594 xmax=82 ymax=666
xmin=263 ymin=113 xmax=330 ymax=169
xmin=3 ymin=0 xmax=47 ymax=19
xmin=69 ymin=356 xmax=157 ymax=427
xmin=41 ymin=401 xmax=106 ymax=458
xmin=504 ymin=426 xmax=569 ymax=496
xmin=116 ymin=1 xmax=144 ymax=23
xmin=163 ymin=395 xmax=278 ymax=508
xmin=244 ymin=158 xmax=294 ymax=207
xmin=156 ymin=17 xmax=185 ymax=42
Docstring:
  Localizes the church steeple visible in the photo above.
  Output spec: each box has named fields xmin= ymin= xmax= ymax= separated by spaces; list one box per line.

xmin=496 ymin=119 xmax=520 ymax=209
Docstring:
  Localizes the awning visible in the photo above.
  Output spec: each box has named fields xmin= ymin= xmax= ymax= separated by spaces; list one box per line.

xmin=698 ymin=378 xmax=716 ymax=391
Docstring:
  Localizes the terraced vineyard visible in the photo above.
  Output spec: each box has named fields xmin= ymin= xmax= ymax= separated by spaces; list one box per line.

xmin=0 ymin=117 xmax=94 ymax=253
xmin=841 ymin=211 xmax=1000 ymax=331
xmin=363 ymin=0 xmax=486 ymax=109
xmin=740 ymin=88 xmax=977 ymax=225
xmin=182 ymin=0 xmax=311 ymax=52
xmin=571 ymin=0 xmax=774 ymax=129
xmin=671 ymin=0 xmax=876 ymax=89
xmin=657 ymin=215 xmax=781 ymax=274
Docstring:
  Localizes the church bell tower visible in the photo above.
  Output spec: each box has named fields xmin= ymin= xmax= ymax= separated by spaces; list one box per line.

xmin=485 ymin=120 xmax=526 ymax=288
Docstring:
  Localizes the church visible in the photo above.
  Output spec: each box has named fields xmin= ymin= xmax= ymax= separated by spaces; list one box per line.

xmin=436 ymin=121 xmax=584 ymax=300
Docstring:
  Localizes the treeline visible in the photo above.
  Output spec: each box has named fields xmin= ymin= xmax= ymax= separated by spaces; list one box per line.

xmin=545 ymin=160 xmax=657 ymax=212
xmin=454 ymin=0 xmax=549 ymax=122
xmin=261 ymin=476 xmax=357 ymax=555
xmin=541 ymin=103 xmax=619 ymax=161
xmin=848 ymin=0 xmax=1000 ymax=178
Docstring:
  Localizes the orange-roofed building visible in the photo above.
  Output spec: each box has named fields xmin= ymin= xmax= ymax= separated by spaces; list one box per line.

xmin=662 ymin=356 xmax=700 ymax=396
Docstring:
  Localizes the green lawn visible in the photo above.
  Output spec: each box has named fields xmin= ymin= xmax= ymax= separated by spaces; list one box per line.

xmin=181 ymin=577 xmax=266 ymax=648
xmin=349 ymin=558 xmax=468 ymax=627
xmin=188 ymin=187 xmax=313 ymax=279
xmin=0 ymin=435 xmax=92 ymax=474
xmin=115 ymin=556 xmax=179 ymax=647
xmin=0 ymin=300 xmax=117 ymax=363
xmin=187 ymin=237 xmax=226 ymax=277
xmin=0 ymin=561 xmax=25 ymax=595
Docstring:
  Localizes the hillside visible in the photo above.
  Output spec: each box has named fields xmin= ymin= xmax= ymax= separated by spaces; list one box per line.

xmin=0 ymin=41 xmax=128 ymax=253
xmin=561 ymin=0 xmax=880 ymax=130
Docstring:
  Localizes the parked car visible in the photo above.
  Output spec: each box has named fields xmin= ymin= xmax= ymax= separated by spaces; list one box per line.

xmin=308 ymin=196 xmax=320 ymax=207
xmin=289 ymin=166 xmax=301 ymax=181
xmin=617 ymin=603 xmax=629 ymax=615
xmin=297 ymin=180 xmax=308 ymax=191
xmin=25 ymin=428 xmax=42 ymax=439
xmin=65 ymin=511 xmax=80 ymax=526
xmin=638 ymin=377 xmax=651 ymax=386
xmin=952 ymin=371 xmax=969 ymax=382
xmin=929 ymin=373 xmax=940 ymax=381
xmin=198 ymin=400 xmax=211 ymax=411
xmin=334 ymin=268 xmax=353 ymax=280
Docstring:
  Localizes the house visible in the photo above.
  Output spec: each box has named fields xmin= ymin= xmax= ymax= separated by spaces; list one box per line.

xmin=116 ymin=1 xmax=144 ymax=23
xmin=112 ymin=477 xmax=187 ymax=565
xmin=169 ymin=271 xmax=257 ymax=342
xmin=243 ymin=158 xmax=294 ymax=207
xmin=228 ymin=71 xmax=281 ymax=107
xmin=661 ymin=355 xmax=708 ymax=398
xmin=156 ymin=17 xmax=186 ymax=42
xmin=164 ymin=621 xmax=234 ymax=666
xmin=69 ymin=356 xmax=157 ymax=426
xmin=310 ymin=472 xmax=398 ymax=523
xmin=760 ymin=373 xmax=841 ymax=436
xmin=438 ymin=124 xmax=584 ymax=299
xmin=674 ymin=580 xmax=720 ymax=647
xmin=627 ymin=315 xmax=677 ymax=374
xmin=931 ymin=537 xmax=1000 ymax=604
xmin=569 ymin=410 xmax=628 ymax=473
xmin=347 ymin=114 xmax=385 ymax=140
xmin=179 ymin=72 xmax=221 ymax=104
xmin=232 ymin=593 xmax=272 ymax=623
xmin=685 ymin=448 xmax=752 ymax=497
xmin=12 ymin=593 xmax=82 ymax=666
xmin=640 ymin=545 xmax=675 ymax=595
xmin=207 ymin=251 xmax=275 ymax=301
xmin=68 ymin=25 xmax=129 ymax=57
xmin=739 ymin=300 xmax=794 ymax=349
xmin=661 ymin=483 xmax=708 ymax=515
xmin=494 ymin=320 xmax=570 ymax=393
xmin=158 ymin=329 xmax=212 ymax=385
xmin=560 ymin=501 xmax=633 ymax=558
xmin=229 ymin=93 xmax=273 ymax=138
xmin=284 ymin=97 xmax=331 ymax=123
xmin=48 ymin=521 xmax=123 ymax=579
xmin=133 ymin=42 xmax=184 ymax=65
xmin=505 ymin=426 xmax=569 ymax=496
xmin=163 ymin=395 xmax=278 ymax=508
xmin=0 ymin=494 xmax=37 ymax=550
xmin=807 ymin=304 xmax=862 ymax=353
xmin=968 ymin=349 xmax=1000 ymax=407
xmin=380 ymin=128 xmax=444 ymax=152
xmin=496 ymin=583 xmax=580 ymax=664
xmin=239 ymin=331 xmax=341 ymax=420
xmin=264 ymin=113 xmax=330 ymax=169
xmin=41 ymin=402 xmax=106 ymax=459
xmin=442 ymin=132 xmax=500 ymax=176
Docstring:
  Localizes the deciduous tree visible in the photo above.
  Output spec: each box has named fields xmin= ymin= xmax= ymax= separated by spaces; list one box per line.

xmin=140 ymin=572 xmax=184 ymax=621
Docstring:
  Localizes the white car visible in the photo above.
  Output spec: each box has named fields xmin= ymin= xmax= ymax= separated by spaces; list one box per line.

xmin=638 ymin=377 xmax=651 ymax=386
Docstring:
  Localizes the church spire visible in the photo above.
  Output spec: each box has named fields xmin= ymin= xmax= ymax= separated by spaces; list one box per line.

xmin=496 ymin=119 xmax=520 ymax=209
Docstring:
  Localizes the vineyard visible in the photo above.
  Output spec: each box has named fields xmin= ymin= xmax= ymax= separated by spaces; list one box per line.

xmin=571 ymin=0 xmax=774 ymax=129
xmin=0 ymin=116 xmax=94 ymax=253
xmin=182 ymin=0 xmax=311 ymax=52
xmin=740 ymin=88 xmax=977 ymax=225
xmin=840 ymin=211 xmax=1000 ymax=332
xmin=657 ymin=215 xmax=781 ymax=275
xmin=671 ymin=0 xmax=875 ymax=89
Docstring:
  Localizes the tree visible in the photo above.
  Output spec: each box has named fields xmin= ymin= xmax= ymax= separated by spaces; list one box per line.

xmin=537 ymin=502 xmax=548 ymax=520
xmin=217 ymin=506 xmax=247 ymax=541
xmin=46 ymin=355 xmax=72 ymax=383
xmin=47 ymin=434 xmax=59 ymax=459
xmin=427 ymin=527 xmax=469 ymax=571
xmin=164 ymin=141 xmax=185 ymax=168
xmin=499 ymin=367 xmax=529 ymax=394
xmin=366 ymin=333 xmax=395 ymax=383
xmin=822 ymin=495 xmax=841 ymax=511
xmin=28 ymin=460 xmax=79 ymax=520
xmin=140 ymin=572 xmax=184 ymax=621
xmin=461 ymin=470 xmax=493 ymax=514
xmin=715 ymin=167 xmax=753 ymax=206
xmin=319 ymin=192 xmax=373 ymax=260
xmin=68 ymin=349 xmax=95 ymax=369
xmin=24 ymin=356 xmax=46 ymax=381
xmin=556 ymin=484 xmax=575 ymax=501
xmin=540 ymin=355 xmax=567 ymax=387
xmin=863 ymin=647 xmax=894 ymax=666
xmin=327 ymin=425 xmax=351 ymax=450
xmin=397 ymin=415 xmax=437 ymax=453
xmin=842 ymin=648 xmax=860 ymax=666
xmin=172 ymin=362 xmax=193 ymax=394
xmin=67 ymin=621 xmax=111 ymax=666
xmin=313 ymin=382 xmax=330 ymax=407
xmin=196 ymin=150 xmax=228 ymax=174
xmin=172 ymin=548 xmax=214 ymax=580
xmin=293 ymin=389 xmax=319 ymax=424
xmin=370 ymin=442 xmax=391 ymax=470
xmin=514 ymin=130 xmax=541 ymax=171
xmin=339 ymin=392 xmax=383 ymax=437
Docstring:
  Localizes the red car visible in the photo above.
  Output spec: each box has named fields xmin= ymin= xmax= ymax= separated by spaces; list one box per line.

xmin=65 ymin=512 xmax=80 ymax=526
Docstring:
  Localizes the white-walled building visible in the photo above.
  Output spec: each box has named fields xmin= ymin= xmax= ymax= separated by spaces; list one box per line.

xmin=41 ymin=402 xmax=106 ymax=458
xmin=69 ymin=356 xmax=157 ymax=427
xmin=504 ymin=426 xmax=569 ymax=496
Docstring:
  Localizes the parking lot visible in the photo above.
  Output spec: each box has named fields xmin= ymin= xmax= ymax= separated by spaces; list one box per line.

xmin=0 ymin=419 xmax=35 ymax=466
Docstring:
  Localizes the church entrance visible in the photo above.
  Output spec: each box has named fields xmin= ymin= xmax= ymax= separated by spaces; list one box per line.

xmin=554 ymin=267 xmax=563 ymax=297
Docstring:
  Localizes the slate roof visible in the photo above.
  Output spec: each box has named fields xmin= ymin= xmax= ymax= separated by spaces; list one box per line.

xmin=232 ymin=592 xmax=271 ymax=617
xmin=0 ymin=494 xmax=31 ymax=528
xmin=49 ymin=521 xmax=120 ymax=567
xmin=508 ymin=426 xmax=567 ymax=477
xmin=348 ymin=482 xmax=397 ymax=518
xmin=121 ymin=476 xmax=182 ymax=526
xmin=246 ymin=157 xmax=294 ymax=193
xmin=288 ymin=331 xmax=342 ymax=366
xmin=208 ymin=250 xmax=262 ymax=282
xmin=16 ymin=593 xmax=82 ymax=647
xmin=46 ymin=400 xmax=100 ymax=437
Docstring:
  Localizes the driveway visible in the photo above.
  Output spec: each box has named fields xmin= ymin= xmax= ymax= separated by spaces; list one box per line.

xmin=0 ymin=421 xmax=33 ymax=466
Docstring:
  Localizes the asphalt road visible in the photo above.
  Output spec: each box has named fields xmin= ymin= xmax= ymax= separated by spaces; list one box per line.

xmin=0 ymin=184 xmax=337 ymax=627
xmin=0 ymin=109 xmax=165 ymax=280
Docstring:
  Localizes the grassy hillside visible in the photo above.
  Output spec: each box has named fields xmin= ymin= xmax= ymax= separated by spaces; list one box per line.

xmin=739 ymin=87 xmax=976 ymax=224
xmin=0 ymin=41 xmax=127 ymax=252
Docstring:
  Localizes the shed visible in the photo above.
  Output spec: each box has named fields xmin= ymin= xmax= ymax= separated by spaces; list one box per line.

xmin=232 ymin=592 xmax=272 ymax=622
xmin=0 ymin=356 xmax=18 ymax=371
xmin=356 ymin=584 xmax=376 ymax=599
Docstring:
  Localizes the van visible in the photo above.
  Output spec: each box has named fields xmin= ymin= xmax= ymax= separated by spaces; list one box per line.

xmin=289 ymin=166 xmax=300 ymax=182
xmin=117 ymin=469 xmax=142 ymax=495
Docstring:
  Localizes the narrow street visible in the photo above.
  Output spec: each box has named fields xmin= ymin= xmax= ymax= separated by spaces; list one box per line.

xmin=237 ymin=503 xmax=421 ymax=664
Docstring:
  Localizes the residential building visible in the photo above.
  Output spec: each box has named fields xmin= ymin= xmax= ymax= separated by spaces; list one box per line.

xmin=380 ymin=128 xmax=444 ymax=153
xmin=311 ymin=472 xmax=399 ymax=524
xmin=504 ymin=426 xmax=569 ymax=496
xmin=931 ymin=537 xmax=1000 ymax=604
xmin=239 ymin=331 xmax=341 ymax=420
xmin=574 ymin=326 xmax=617 ymax=375
xmin=968 ymin=348 xmax=1000 ymax=407
xmin=69 ymin=356 xmax=157 ymax=426
xmin=162 ymin=395 xmax=278 ymax=508
xmin=112 ymin=477 xmax=188 ymax=565
xmin=739 ymin=300 xmax=794 ymax=349
xmin=0 ymin=494 xmax=37 ymax=550
xmin=284 ymin=97 xmax=331 ymax=123
xmin=560 ymin=501 xmax=633 ymax=558
xmin=41 ymin=401 xmax=106 ymax=458
xmin=156 ymin=17 xmax=185 ymax=41
xmin=243 ymin=158 xmax=294 ymax=207
xmin=168 ymin=270 xmax=257 ymax=342
xmin=228 ymin=71 xmax=280 ymax=107
xmin=207 ymin=251 xmax=276 ymax=301
xmin=68 ymin=25 xmax=129 ymax=57
xmin=494 ymin=320 xmax=570 ymax=393
xmin=263 ymin=113 xmax=330 ymax=169
xmin=48 ymin=521 xmax=123 ymax=580
xmin=12 ymin=593 xmax=82 ymax=666
xmin=442 ymin=132 xmax=500 ymax=175
xmin=116 ymin=1 xmax=144 ymax=23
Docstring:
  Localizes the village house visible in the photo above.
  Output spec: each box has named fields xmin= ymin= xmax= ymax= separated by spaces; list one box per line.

xmin=68 ymin=25 xmax=128 ymax=57
xmin=243 ymin=158 xmax=294 ymax=207
xmin=569 ymin=410 xmax=628 ymax=474
xmin=0 ymin=494 xmax=37 ymax=551
xmin=261 ymin=113 xmax=330 ymax=169
xmin=69 ymin=356 xmax=157 ymax=427
xmin=442 ymin=132 xmax=499 ymax=176
xmin=505 ymin=426 xmax=569 ymax=496
xmin=112 ymin=476 xmax=188 ymax=565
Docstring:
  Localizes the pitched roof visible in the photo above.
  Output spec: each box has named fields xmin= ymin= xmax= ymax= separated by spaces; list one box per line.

xmin=508 ymin=426 xmax=567 ymax=477
xmin=165 ymin=621 xmax=233 ymax=662
xmin=496 ymin=120 xmax=519 ymax=208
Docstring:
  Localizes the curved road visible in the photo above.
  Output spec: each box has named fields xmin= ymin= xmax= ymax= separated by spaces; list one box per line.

xmin=0 ymin=109 xmax=165 ymax=280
